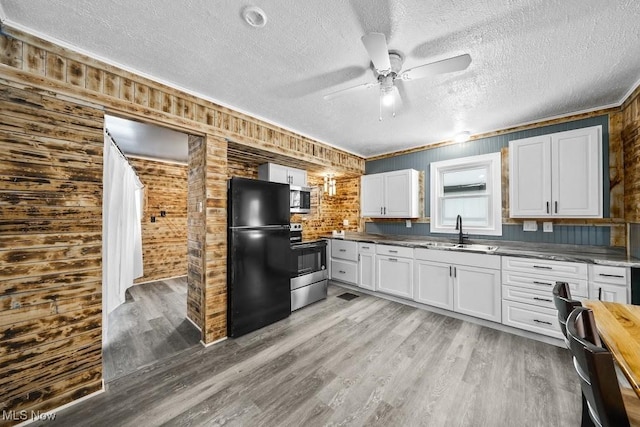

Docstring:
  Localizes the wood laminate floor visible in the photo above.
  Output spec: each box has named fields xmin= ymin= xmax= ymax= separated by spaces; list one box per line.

xmin=42 ymin=284 xmax=581 ymax=426
xmin=103 ymin=276 xmax=201 ymax=382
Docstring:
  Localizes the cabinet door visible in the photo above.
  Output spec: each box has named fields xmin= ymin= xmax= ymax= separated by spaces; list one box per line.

xmin=384 ymin=170 xmax=415 ymax=217
xmin=551 ymin=126 xmax=602 ymax=217
xmin=361 ymin=174 xmax=385 ymax=217
xmin=509 ymin=136 xmax=552 ymax=217
xmin=268 ymin=163 xmax=290 ymax=185
xmin=288 ymin=167 xmax=307 ymax=187
xmin=376 ymin=256 xmax=413 ymax=298
xmin=358 ymin=252 xmax=376 ymax=290
xmin=589 ymin=283 xmax=628 ymax=303
xmin=454 ymin=265 xmax=501 ymax=322
xmin=413 ymin=260 xmax=453 ymax=310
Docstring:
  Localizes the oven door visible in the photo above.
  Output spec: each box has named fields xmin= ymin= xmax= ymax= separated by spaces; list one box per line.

xmin=290 ymin=241 xmax=327 ymax=288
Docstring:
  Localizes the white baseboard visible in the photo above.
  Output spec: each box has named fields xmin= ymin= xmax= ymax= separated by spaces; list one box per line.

xmin=200 ymin=336 xmax=227 ymax=348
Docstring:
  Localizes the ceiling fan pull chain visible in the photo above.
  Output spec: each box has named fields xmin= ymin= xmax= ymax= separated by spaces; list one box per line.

xmin=379 ymin=98 xmax=383 ymax=121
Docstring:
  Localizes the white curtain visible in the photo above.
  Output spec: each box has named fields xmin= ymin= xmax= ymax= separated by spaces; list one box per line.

xmin=103 ymin=130 xmax=144 ymax=316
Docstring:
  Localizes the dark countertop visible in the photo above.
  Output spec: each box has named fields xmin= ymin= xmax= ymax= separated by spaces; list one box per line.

xmin=323 ymin=232 xmax=640 ymax=268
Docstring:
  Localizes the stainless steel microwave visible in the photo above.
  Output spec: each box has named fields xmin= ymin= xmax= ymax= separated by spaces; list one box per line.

xmin=290 ymin=186 xmax=311 ymax=214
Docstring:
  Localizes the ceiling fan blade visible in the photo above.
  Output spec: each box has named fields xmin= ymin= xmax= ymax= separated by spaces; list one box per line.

xmin=323 ymin=81 xmax=378 ymax=100
xmin=400 ymin=54 xmax=471 ymax=81
xmin=361 ymin=33 xmax=391 ymax=72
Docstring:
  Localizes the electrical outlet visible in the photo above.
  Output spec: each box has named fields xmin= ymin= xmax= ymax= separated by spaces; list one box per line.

xmin=160 ymin=210 xmax=166 ymax=217
xmin=343 ymin=219 xmax=349 ymax=226
xmin=150 ymin=216 xmax=156 ymax=223
xmin=543 ymin=222 xmax=553 ymax=232
xmin=406 ymin=219 xmax=412 ymax=228
xmin=523 ymin=221 xmax=537 ymax=232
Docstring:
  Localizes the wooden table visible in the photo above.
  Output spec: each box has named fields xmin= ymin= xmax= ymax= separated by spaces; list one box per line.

xmin=583 ymin=300 xmax=640 ymax=399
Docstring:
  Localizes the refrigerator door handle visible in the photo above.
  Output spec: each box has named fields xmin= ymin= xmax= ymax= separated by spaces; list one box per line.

xmin=229 ymin=225 xmax=290 ymax=230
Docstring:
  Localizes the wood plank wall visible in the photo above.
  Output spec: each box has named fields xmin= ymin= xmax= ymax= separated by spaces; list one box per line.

xmin=0 ymin=24 xmax=364 ymax=421
xmin=291 ymin=176 xmax=361 ymax=240
xmin=186 ymin=136 xmax=206 ymax=332
xmin=0 ymin=83 xmax=104 ymax=415
xmin=128 ymin=158 xmax=188 ymax=284
xmin=0 ymin=27 xmax=365 ymax=176
xmin=623 ymin=86 xmax=640 ymax=222
xmin=202 ymin=135 xmax=227 ymax=343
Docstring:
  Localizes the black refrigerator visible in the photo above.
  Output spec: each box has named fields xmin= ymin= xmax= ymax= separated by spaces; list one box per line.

xmin=227 ymin=177 xmax=291 ymax=337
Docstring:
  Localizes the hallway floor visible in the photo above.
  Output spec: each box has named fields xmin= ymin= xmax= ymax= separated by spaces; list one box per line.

xmin=103 ymin=276 xmax=201 ymax=381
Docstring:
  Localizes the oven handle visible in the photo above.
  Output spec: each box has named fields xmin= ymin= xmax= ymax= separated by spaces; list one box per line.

xmin=291 ymin=242 xmax=327 ymax=250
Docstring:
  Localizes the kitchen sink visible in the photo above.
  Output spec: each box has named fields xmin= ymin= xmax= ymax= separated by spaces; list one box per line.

xmin=419 ymin=241 xmax=459 ymax=248
xmin=453 ymin=243 xmax=499 ymax=252
xmin=419 ymin=241 xmax=499 ymax=252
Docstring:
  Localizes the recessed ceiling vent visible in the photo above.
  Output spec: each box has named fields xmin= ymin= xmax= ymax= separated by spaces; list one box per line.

xmin=242 ymin=6 xmax=267 ymax=28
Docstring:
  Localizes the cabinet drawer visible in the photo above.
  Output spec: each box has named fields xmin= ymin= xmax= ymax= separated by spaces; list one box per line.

xmin=358 ymin=242 xmax=376 ymax=254
xmin=501 ymin=271 xmax=588 ymax=297
xmin=330 ymin=259 xmax=357 ymax=285
xmin=502 ymin=285 xmax=556 ymax=309
xmin=502 ymin=300 xmax=563 ymax=340
xmin=376 ymin=244 xmax=413 ymax=259
xmin=332 ymin=239 xmax=358 ymax=261
xmin=589 ymin=264 xmax=628 ymax=286
xmin=502 ymin=256 xmax=587 ymax=280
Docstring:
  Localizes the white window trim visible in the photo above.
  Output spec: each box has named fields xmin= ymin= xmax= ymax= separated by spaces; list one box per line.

xmin=430 ymin=152 xmax=502 ymax=236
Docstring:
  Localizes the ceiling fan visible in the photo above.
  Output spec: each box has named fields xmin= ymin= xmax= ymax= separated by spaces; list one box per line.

xmin=324 ymin=33 xmax=472 ymax=120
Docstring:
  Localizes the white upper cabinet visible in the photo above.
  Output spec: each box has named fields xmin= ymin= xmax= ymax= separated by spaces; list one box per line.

xmin=509 ymin=125 xmax=602 ymax=218
xmin=360 ymin=169 xmax=419 ymax=218
xmin=258 ymin=163 xmax=307 ymax=186
xmin=361 ymin=174 xmax=385 ymax=216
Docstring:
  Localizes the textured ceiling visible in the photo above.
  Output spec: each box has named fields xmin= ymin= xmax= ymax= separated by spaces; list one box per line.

xmin=2 ymin=0 xmax=639 ymax=158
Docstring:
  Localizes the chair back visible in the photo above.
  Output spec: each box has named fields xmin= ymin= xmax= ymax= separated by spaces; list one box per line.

xmin=566 ymin=307 xmax=629 ymax=427
xmin=552 ymin=281 xmax=582 ymax=343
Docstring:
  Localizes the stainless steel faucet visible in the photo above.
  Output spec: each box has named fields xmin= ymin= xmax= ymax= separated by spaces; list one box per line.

xmin=455 ymin=215 xmax=467 ymax=244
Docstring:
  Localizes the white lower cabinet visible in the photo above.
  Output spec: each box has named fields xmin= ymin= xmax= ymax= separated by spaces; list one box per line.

xmin=358 ymin=243 xmax=376 ymax=291
xmin=454 ymin=265 xmax=502 ymax=322
xmin=413 ymin=249 xmax=502 ymax=323
xmin=501 ymin=256 xmax=587 ymax=339
xmin=502 ymin=300 xmax=561 ymax=338
xmin=376 ymin=245 xmax=413 ymax=299
xmin=414 ymin=261 xmax=453 ymax=310
xmin=330 ymin=239 xmax=358 ymax=285
xmin=588 ymin=264 xmax=630 ymax=303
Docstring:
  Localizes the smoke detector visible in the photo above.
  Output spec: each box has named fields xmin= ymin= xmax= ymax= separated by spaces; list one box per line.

xmin=242 ymin=6 xmax=267 ymax=28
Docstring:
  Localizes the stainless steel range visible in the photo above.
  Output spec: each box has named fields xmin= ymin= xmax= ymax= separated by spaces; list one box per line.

xmin=290 ymin=223 xmax=328 ymax=311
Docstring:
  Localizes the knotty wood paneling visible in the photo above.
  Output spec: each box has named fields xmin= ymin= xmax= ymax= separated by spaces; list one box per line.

xmin=0 ymin=27 xmax=364 ymax=176
xmin=187 ymin=135 xmax=205 ymax=332
xmin=203 ymin=135 xmax=228 ymax=343
xmin=128 ymin=158 xmax=188 ymax=284
xmin=0 ymin=25 xmax=364 ymax=419
xmin=623 ymin=85 xmax=640 ymax=223
xmin=0 ymin=83 xmax=104 ymax=417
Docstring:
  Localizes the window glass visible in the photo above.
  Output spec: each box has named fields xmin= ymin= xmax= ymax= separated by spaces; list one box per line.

xmin=430 ymin=153 xmax=502 ymax=236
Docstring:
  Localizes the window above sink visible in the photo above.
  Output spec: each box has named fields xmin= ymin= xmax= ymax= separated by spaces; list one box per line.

xmin=430 ymin=152 xmax=502 ymax=236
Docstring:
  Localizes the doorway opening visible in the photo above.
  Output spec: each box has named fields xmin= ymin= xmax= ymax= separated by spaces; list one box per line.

xmin=102 ymin=114 xmax=201 ymax=382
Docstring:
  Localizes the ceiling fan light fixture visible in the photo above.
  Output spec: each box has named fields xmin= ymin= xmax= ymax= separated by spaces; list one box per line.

xmin=454 ymin=131 xmax=471 ymax=143
xmin=381 ymin=87 xmax=394 ymax=107
xmin=242 ymin=6 xmax=267 ymax=28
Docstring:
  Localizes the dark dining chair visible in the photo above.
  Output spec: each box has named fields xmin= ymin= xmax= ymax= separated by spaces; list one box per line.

xmin=552 ymin=281 xmax=582 ymax=346
xmin=566 ymin=306 xmax=640 ymax=427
